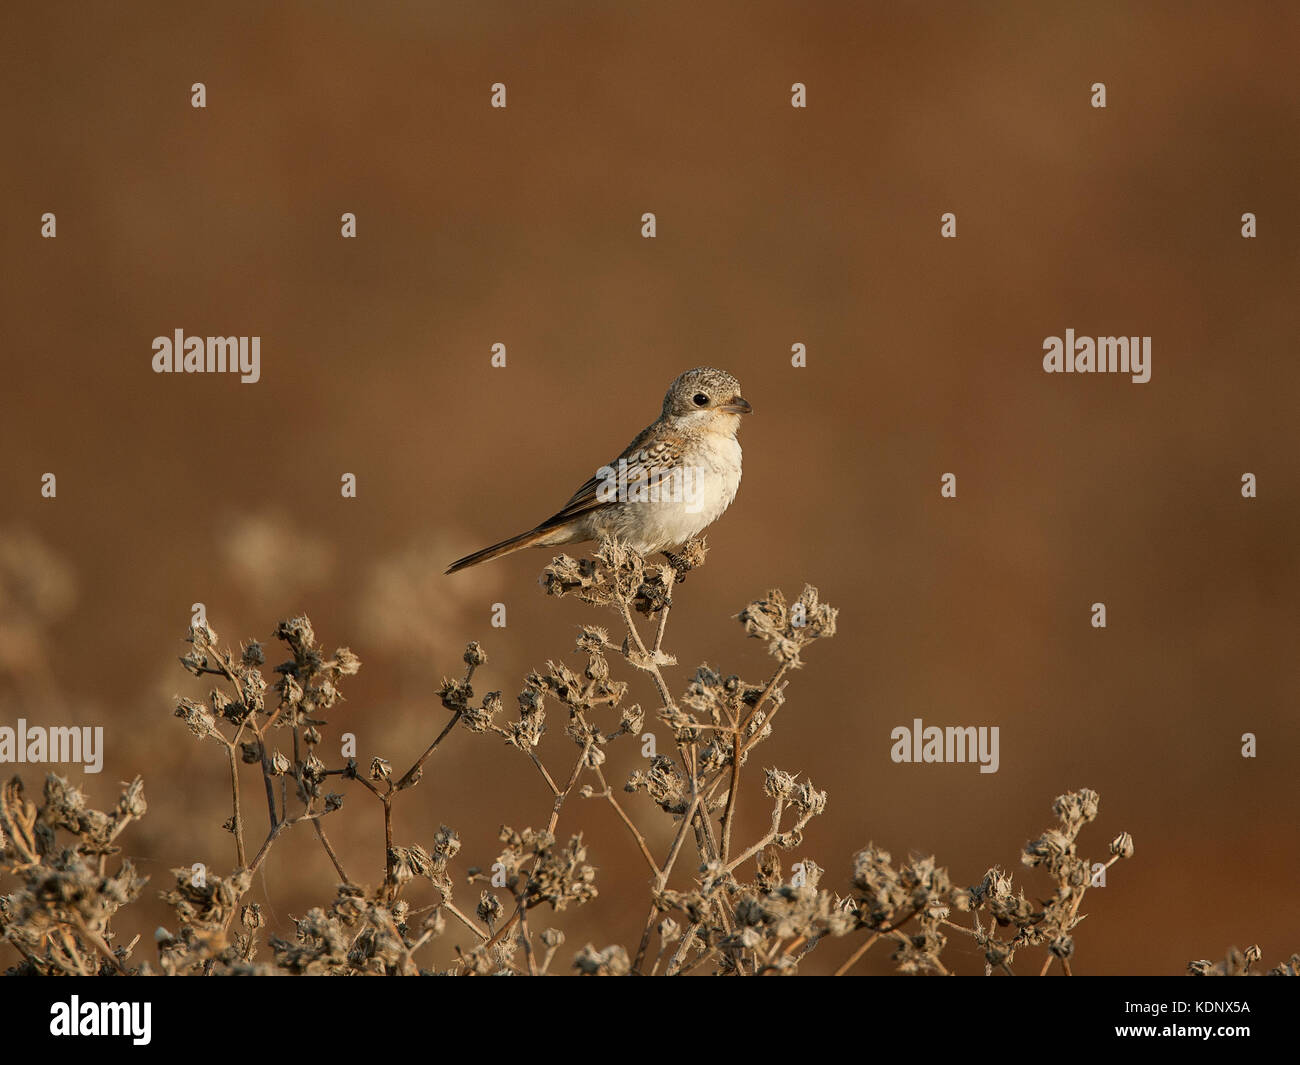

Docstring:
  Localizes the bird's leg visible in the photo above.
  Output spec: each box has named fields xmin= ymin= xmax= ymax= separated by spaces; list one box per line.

xmin=652 ymin=564 xmax=676 ymax=655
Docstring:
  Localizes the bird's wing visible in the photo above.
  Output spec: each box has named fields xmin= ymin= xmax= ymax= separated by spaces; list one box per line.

xmin=530 ymin=426 xmax=686 ymax=532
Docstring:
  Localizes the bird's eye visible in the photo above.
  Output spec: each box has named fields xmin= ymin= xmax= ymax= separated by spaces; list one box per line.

xmin=692 ymin=393 xmax=709 ymax=406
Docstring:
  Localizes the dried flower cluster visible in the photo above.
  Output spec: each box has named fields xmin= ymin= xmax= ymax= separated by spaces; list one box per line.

xmin=1 ymin=536 xmax=1293 ymax=975
xmin=1188 ymin=946 xmax=1300 ymax=977
xmin=0 ymin=776 xmax=147 ymax=974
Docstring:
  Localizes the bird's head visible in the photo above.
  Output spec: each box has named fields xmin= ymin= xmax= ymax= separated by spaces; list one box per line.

xmin=661 ymin=367 xmax=752 ymax=433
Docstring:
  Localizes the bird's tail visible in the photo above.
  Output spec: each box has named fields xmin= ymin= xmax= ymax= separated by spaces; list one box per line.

xmin=445 ymin=526 xmax=558 ymax=574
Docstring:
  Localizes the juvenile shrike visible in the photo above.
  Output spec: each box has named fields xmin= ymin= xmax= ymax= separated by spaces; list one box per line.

xmin=446 ymin=368 xmax=751 ymax=573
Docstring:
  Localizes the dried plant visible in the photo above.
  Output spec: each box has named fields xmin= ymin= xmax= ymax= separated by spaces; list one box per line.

xmin=0 ymin=775 xmax=147 ymax=974
xmin=1188 ymin=947 xmax=1300 ymax=977
xmin=1 ymin=535 xmax=1293 ymax=976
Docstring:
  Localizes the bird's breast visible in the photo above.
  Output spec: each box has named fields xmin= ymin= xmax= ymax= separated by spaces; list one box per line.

xmin=583 ymin=431 xmax=742 ymax=554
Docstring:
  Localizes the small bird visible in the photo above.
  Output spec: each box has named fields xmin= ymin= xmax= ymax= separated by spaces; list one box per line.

xmin=446 ymin=368 xmax=752 ymax=573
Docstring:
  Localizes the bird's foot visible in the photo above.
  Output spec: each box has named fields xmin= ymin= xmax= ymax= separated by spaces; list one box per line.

xmin=662 ymin=537 xmax=708 ymax=583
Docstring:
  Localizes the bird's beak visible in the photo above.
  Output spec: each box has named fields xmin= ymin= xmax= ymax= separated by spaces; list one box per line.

xmin=719 ymin=396 xmax=752 ymax=415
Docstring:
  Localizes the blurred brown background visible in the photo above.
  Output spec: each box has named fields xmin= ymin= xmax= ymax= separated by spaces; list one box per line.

xmin=2 ymin=1 xmax=1297 ymax=974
